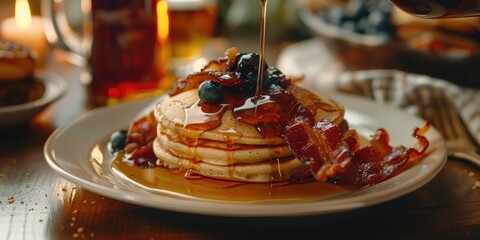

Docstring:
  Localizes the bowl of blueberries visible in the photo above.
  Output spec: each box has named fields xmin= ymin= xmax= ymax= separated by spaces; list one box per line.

xmin=296 ymin=0 xmax=480 ymax=88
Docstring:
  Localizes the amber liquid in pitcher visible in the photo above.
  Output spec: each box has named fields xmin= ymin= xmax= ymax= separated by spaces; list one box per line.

xmin=168 ymin=0 xmax=218 ymax=59
xmin=390 ymin=0 xmax=480 ymax=18
xmin=87 ymin=0 xmax=171 ymax=106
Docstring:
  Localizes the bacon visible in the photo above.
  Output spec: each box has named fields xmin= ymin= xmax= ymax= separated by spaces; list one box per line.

xmin=169 ymin=48 xmax=240 ymax=96
xmin=286 ymin=119 xmax=431 ymax=186
xmin=343 ymin=129 xmax=360 ymax=154
xmin=332 ymin=139 xmax=410 ymax=186
xmin=200 ymin=47 xmax=238 ymax=72
xmin=332 ymin=122 xmax=430 ymax=186
xmin=124 ymin=111 xmax=158 ymax=168
xmin=170 ymin=71 xmax=247 ymax=96
xmin=130 ymin=141 xmax=157 ymax=168
xmin=407 ymin=123 xmax=430 ymax=161
xmin=285 ymin=120 xmax=352 ymax=182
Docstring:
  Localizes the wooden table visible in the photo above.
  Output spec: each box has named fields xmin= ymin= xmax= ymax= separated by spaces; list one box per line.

xmin=1 ymin=40 xmax=480 ymax=239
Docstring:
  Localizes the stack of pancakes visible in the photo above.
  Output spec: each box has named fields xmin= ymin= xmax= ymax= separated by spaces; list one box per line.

xmin=153 ymin=84 xmax=345 ymax=183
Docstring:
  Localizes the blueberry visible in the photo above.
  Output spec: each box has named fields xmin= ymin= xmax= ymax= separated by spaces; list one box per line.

xmin=347 ymin=0 xmax=369 ymax=21
xmin=324 ymin=6 xmax=349 ymax=26
xmin=235 ymin=53 xmax=260 ymax=75
xmin=198 ymin=80 xmax=225 ymax=103
xmin=365 ymin=10 xmax=393 ymax=35
xmin=321 ymin=0 xmax=394 ymax=37
xmin=341 ymin=21 xmax=357 ymax=32
xmin=240 ymin=72 xmax=258 ymax=94
xmin=233 ymin=53 xmax=269 ymax=94
xmin=264 ymin=67 xmax=287 ymax=87
xmin=109 ymin=130 xmax=127 ymax=153
xmin=357 ymin=18 xmax=370 ymax=33
xmin=376 ymin=0 xmax=393 ymax=13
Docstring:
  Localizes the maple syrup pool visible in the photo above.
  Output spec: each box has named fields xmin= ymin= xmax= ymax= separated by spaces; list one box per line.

xmin=89 ymin=136 xmax=361 ymax=203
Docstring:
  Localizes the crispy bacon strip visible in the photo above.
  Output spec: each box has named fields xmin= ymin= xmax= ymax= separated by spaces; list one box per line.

xmin=169 ymin=47 xmax=240 ymax=96
xmin=285 ymin=120 xmax=352 ymax=182
xmin=124 ymin=111 xmax=158 ymax=168
xmin=332 ymin=122 xmax=430 ymax=186
xmin=407 ymin=123 xmax=430 ymax=161
xmin=333 ymin=123 xmax=430 ymax=186
xmin=170 ymin=71 xmax=248 ymax=96
xmin=287 ymin=120 xmax=430 ymax=186
xmin=332 ymin=131 xmax=409 ymax=186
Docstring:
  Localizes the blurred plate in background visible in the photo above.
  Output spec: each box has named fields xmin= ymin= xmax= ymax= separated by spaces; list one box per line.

xmin=0 ymin=70 xmax=66 ymax=128
xmin=296 ymin=0 xmax=480 ymax=88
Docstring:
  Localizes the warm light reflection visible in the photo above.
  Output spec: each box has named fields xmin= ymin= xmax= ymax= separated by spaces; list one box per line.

xmin=53 ymin=179 xmax=79 ymax=203
xmin=80 ymin=0 xmax=91 ymax=14
xmin=156 ymin=0 xmax=169 ymax=41
xmin=15 ymin=0 xmax=32 ymax=29
xmin=91 ymin=144 xmax=104 ymax=165
xmin=192 ymin=57 xmax=209 ymax=71
xmin=89 ymin=144 xmax=105 ymax=177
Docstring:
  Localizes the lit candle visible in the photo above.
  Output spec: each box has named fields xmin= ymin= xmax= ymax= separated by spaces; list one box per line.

xmin=0 ymin=0 xmax=49 ymax=64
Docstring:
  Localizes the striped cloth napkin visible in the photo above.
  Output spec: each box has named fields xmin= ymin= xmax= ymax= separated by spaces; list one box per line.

xmin=334 ymin=70 xmax=480 ymax=146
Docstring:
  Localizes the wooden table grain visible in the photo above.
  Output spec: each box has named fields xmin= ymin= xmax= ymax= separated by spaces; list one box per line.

xmin=1 ymin=43 xmax=480 ymax=240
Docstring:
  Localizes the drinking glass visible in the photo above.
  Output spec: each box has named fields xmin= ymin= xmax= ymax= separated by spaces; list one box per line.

xmin=42 ymin=0 xmax=172 ymax=106
xmin=166 ymin=0 xmax=218 ymax=76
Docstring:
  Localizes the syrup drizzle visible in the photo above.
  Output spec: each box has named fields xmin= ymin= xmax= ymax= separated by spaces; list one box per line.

xmin=110 ymin=152 xmax=355 ymax=202
xmin=255 ymin=0 xmax=268 ymax=101
xmin=184 ymin=100 xmax=229 ymax=130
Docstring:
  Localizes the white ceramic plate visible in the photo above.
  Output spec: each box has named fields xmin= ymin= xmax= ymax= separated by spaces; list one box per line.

xmin=0 ymin=70 xmax=66 ymax=127
xmin=44 ymin=93 xmax=447 ymax=217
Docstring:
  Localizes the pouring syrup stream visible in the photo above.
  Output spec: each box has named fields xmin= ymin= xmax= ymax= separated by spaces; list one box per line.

xmin=254 ymin=0 xmax=268 ymax=102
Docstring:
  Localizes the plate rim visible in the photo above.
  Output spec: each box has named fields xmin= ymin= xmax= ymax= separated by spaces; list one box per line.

xmin=43 ymin=94 xmax=447 ymax=217
xmin=0 ymin=69 xmax=67 ymax=114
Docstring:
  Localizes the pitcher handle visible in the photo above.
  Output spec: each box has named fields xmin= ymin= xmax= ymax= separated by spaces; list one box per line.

xmin=41 ymin=0 xmax=86 ymax=57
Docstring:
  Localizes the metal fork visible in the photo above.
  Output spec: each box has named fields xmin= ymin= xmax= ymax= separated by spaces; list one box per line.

xmin=421 ymin=87 xmax=480 ymax=167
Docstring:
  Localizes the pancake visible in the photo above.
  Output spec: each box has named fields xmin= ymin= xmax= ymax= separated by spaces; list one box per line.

xmin=156 ymin=131 xmax=292 ymax=165
xmin=153 ymin=138 xmax=304 ymax=182
xmin=154 ymin=85 xmax=344 ymax=145
xmin=152 ymin=84 xmax=345 ymax=182
xmin=155 ymin=89 xmax=284 ymax=145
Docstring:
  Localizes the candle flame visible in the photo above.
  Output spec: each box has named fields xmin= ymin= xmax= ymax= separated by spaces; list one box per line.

xmin=15 ymin=0 xmax=32 ymax=29
xmin=156 ymin=0 xmax=169 ymax=41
